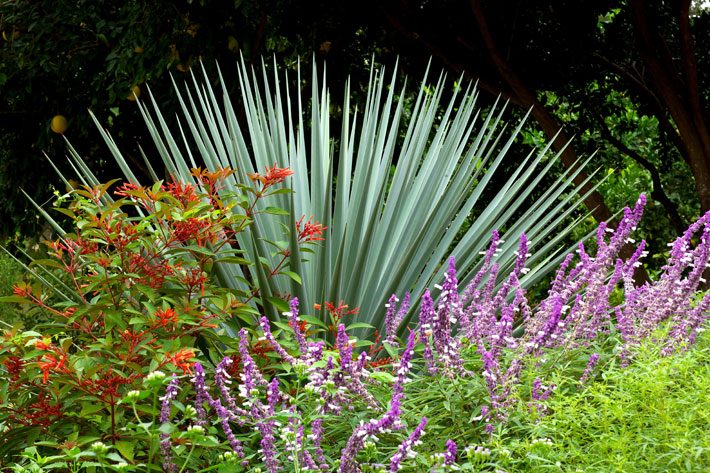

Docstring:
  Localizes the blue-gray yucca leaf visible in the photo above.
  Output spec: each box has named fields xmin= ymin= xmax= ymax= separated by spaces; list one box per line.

xmin=55 ymin=59 xmax=593 ymax=337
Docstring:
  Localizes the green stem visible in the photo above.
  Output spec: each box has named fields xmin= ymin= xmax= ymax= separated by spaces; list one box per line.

xmin=147 ymin=391 xmax=159 ymax=470
xmin=179 ymin=444 xmax=196 ymax=473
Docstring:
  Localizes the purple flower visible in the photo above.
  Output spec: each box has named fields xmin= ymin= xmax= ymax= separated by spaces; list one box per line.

xmin=579 ymin=353 xmax=600 ymax=386
xmin=444 ymin=439 xmax=457 ymax=465
xmin=159 ymin=375 xmax=180 ymax=473
xmin=193 ymin=363 xmax=208 ymax=428
xmin=215 ymin=356 xmax=240 ymax=414
xmin=238 ymin=328 xmax=267 ymax=394
xmin=159 ymin=375 xmax=180 ymax=424
xmin=389 ymin=417 xmax=427 ymax=472
xmin=288 ymin=297 xmax=309 ymax=354
xmin=418 ymin=289 xmax=436 ymax=374
xmin=385 ymin=292 xmax=411 ymax=346
xmin=257 ymin=420 xmax=281 ymax=473
xmin=260 ymin=316 xmax=297 ymax=365
xmin=339 ymin=330 xmax=417 ymax=473
xmin=336 ymin=324 xmax=354 ymax=374
xmin=310 ymin=418 xmax=328 ymax=471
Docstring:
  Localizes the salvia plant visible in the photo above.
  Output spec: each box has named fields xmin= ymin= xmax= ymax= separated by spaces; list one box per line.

xmin=37 ymin=58 xmax=601 ymax=336
xmin=96 ymin=194 xmax=704 ymax=473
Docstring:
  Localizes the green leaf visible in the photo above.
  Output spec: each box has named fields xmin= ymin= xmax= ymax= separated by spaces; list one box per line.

xmin=281 ymin=270 xmax=302 ymax=285
xmin=114 ymin=441 xmax=134 ymax=461
xmin=262 ymin=206 xmax=290 ymax=216
xmin=299 ymin=315 xmax=327 ymax=329
xmin=345 ymin=322 xmax=374 ymax=330
xmin=0 ymin=296 xmax=31 ymax=304
xmin=80 ymin=403 xmax=106 ymax=417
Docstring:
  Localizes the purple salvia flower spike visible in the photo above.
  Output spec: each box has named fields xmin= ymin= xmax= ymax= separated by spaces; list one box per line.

xmin=238 ymin=328 xmax=266 ymax=393
xmin=418 ymin=289 xmax=436 ymax=374
xmin=337 ymin=323 xmax=353 ymax=373
xmin=339 ymin=330 xmax=418 ymax=473
xmin=444 ymin=439 xmax=457 ymax=466
xmin=159 ymin=375 xmax=180 ymax=473
xmin=192 ymin=362 xmax=208 ymax=428
xmin=288 ymin=297 xmax=309 ymax=355
xmin=389 ymin=417 xmax=427 ymax=472
xmin=310 ymin=418 xmax=328 ymax=471
xmin=384 ymin=294 xmax=400 ymax=345
xmin=579 ymin=353 xmax=600 ymax=386
xmin=260 ymin=316 xmax=298 ymax=364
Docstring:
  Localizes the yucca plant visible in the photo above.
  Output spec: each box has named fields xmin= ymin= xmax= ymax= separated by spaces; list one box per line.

xmin=37 ymin=59 xmax=598 ymax=338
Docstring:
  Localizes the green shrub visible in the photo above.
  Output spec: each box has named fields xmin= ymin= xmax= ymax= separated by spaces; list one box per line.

xmin=500 ymin=331 xmax=710 ymax=472
xmin=0 ymin=251 xmax=25 ymax=326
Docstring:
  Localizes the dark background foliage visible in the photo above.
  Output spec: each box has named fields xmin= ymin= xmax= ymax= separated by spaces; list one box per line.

xmin=1 ymin=0 xmax=709 ymax=272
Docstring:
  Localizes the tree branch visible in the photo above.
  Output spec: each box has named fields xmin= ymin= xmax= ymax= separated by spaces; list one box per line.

xmin=591 ymin=111 xmax=685 ymax=235
xmin=593 ymin=52 xmax=690 ymax=162
xmin=469 ymin=0 xmax=649 ymax=283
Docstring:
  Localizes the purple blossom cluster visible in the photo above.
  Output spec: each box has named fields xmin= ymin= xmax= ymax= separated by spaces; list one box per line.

xmin=159 ymin=375 xmax=180 ymax=473
xmin=157 ymin=194 xmax=709 ymax=471
xmin=160 ymin=300 xmax=428 ymax=473
xmin=339 ymin=330 xmax=420 ymax=473
xmin=421 ymin=194 xmax=709 ymax=420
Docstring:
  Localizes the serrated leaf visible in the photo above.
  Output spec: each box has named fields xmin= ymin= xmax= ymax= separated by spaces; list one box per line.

xmin=114 ymin=441 xmax=134 ymax=461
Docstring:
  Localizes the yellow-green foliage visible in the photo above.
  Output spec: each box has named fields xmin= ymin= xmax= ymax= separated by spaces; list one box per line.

xmin=502 ymin=332 xmax=709 ymax=472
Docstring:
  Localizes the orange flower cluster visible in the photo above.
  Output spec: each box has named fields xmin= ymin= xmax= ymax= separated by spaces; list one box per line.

xmin=154 ymin=307 xmax=179 ymax=329
xmin=12 ymin=391 xmax=62 ymax=428
xmin=171 ymin=218 xmax=212 ymax=244
xmin=248 ymin=163 xmax=294 ymax=188
xmin=168 ymin=348 xmax=196 ymax=374
xmin=314 ymin=300 xmax=360 ymax=335
xmin=127 ymin=252 xmax=175 ymax=289
xmin=166 ymin=180 xmax=199 ymax=206
xmin=79 ymin=370 xmax=137 ymax=403
xmin=35 ymin=341 xmax=70 ymax=384
xmin=296 ymin=215 xmax=327 ymax=242
xmin=4 ymin=356 xmax=24 ymax=382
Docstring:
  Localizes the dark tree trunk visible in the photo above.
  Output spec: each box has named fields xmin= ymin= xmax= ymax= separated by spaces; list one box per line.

xmin=469 ymin=0 xmax=649 ymax=283
xmin=628 ymin=0 xmax=710 ymax=213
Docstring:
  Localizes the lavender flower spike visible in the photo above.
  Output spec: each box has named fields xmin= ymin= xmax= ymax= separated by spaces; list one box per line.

xmin=389 ymin=417 xmax=427 ymax=472
xmin=579 ymin=353 xmax=600 ymax=386
xmin=444 ymin=439 xmax=457 ymax=465
xmin=385 ymin=293 xmax=412 ymax=346
xmin=288 ymin=297 xmax=309 ymax=354
xmin=159 ymin=375 xmax=180 ymax=473
xmin=192 ymin=362 xmax=208 ymax=427
xmin=339 ymin=330 xmax=418 ymax=473
xmin=260 ymin=316 xmax=298 ymax=365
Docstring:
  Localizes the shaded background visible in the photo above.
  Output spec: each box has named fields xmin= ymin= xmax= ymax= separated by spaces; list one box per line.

xmin=1 ymin=0 xmax=709 ymax=272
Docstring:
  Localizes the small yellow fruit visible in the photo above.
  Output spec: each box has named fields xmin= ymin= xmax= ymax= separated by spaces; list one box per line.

xmin=50 ymin=115 xmax=68 ymax=134
xmin=126 ymin=85 xmax=141 ymax=101
xmin=133 ymin=46 xmax=144 ymax=54
xmin=2 ymin=30 xmax=20 ymax=41
xmin=227 ymin=36 xmax=238 ymax=51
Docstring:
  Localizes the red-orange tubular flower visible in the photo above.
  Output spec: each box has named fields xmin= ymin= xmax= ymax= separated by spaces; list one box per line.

xmin=169 ymin=348 xmax=196 ymax=374
xmin=248 ymin=163 xmax=294 ymax=188
xmin=296 ymin=215 xmax=327 ymax=242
